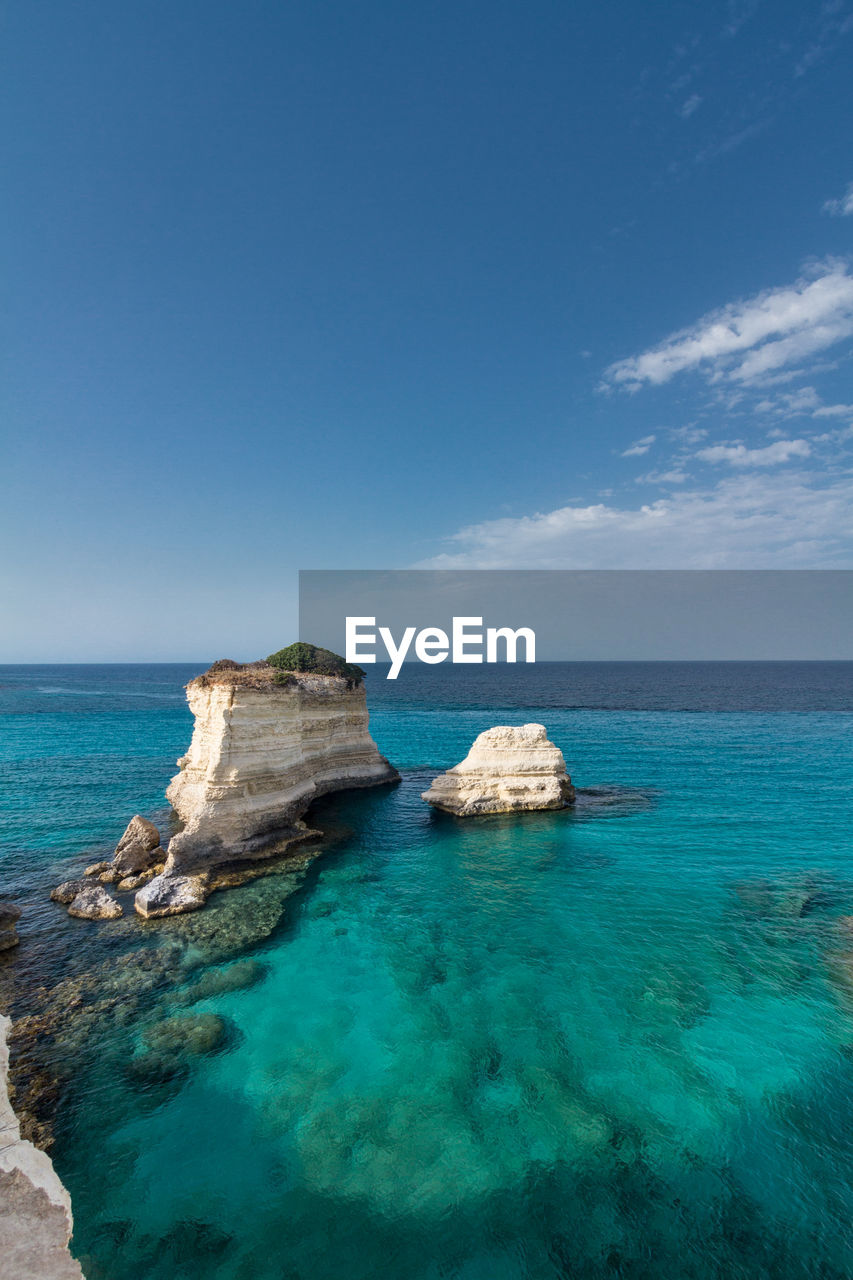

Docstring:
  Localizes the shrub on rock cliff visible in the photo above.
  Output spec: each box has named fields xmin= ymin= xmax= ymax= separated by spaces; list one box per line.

xmin=266 ymin=642 xmax=364 ymax=686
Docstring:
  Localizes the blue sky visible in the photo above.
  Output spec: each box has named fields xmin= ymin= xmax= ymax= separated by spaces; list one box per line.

xmin=2 ymin=0 xmax=852 ymax=658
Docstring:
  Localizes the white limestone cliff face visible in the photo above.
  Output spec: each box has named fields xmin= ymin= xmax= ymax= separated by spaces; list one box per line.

xmin=422 ymin=723 xmax=575 ymax=816
xmin=0 ymin=1015 xmax=83 ymax=1279
xmin=162 ymin=671 xmax=398 ymax=876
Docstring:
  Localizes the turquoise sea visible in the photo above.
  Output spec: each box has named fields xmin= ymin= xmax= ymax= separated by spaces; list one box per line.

xmin=2 ymin=662 xmax=853 ymax=1279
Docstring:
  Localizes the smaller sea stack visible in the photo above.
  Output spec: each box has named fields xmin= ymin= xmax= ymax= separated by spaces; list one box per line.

xmin=422 ymin=723 xmax=575 ymax=816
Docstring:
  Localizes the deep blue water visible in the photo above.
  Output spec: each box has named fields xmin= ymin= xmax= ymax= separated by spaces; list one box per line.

xmin=2 ymin=663 xmax=853 ymax=1280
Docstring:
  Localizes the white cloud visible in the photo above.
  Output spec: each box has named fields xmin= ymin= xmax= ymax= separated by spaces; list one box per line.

xmin=755 ymin=387 xmax=822 ymax=416
xmin=813 ymin=401 xmax=853 ymax=417
xmin=621 ymin=434 xmax=656 ymax=457
xmin=669 ymin=425 xmax=707 ymax=443
xmin=419 ymin=471 xmax=853 ymax=569
xmin=637 ymin=468 xmax=690 ymax=485
xmin=680 ymin=94 xmax=702 ymax=119
xmin=604 ymin=261 xmax=853 ymax=390
xmin=823 ymin=182 xmax=853 ymax=216
xmin=696 ymin=438 xmax=812 ymax=467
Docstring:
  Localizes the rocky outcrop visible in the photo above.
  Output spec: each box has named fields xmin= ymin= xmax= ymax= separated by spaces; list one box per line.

xmin=134 ymin=873 xmax=209 ymax=919
xmin=132 ymin=666 xmax=397 ymax=915
xmin=112 ymin=815 xmax=162 ymax=877
xmin=49 ymin=882 xmax=90 ymax=906
xmin=0 ymin=902 xmax=21 ymax=952
xmin=66 ymin=885 xmax=123 ymax=921
xmin=0 ymin=1015 xmax=83 ymax=1278
xmin=422 ymin=724 xmax=576 ymax=816
xmin=163 ymin=669 xmax=397 ymax=868
xmin=51 ymin=879 xmax=122 ymax=920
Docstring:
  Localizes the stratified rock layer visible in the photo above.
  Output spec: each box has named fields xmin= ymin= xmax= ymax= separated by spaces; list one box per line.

xmin=160 ymin=671 xmax=398 ymax=880
xmin=0 ymin=1015 xmax=83 ymax=1279
xmin=422 ymin=723 xmax=576 ymax=816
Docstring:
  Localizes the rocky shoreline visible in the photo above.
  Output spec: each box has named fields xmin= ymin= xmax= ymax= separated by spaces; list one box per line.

xmin=47 ymin=657 xmax=398 ymax=923
xmin=0 ymin=1014 xmax=83 ymax=1278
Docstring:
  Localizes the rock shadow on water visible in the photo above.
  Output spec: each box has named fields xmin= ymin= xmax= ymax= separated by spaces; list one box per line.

xmin=572 ymin=784 xmax=657 ymax=819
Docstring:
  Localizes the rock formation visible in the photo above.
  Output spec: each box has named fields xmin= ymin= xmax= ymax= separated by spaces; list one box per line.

xmin=0 ymin=902 xmax=21 ymax=952
xmin=134 ymin=660 xmax=398 ymax=917
xmin=66 ymin=884 xmax=123 ymax=921
xmin=135 ymin=873 xmax=208 ymax=919
xmin=422 ymin=723 xmax=576 ymax=816
xmin=0 ymin=1015 xmax=83 ymax=1278
xmin=112 ymin=815 xmax=162 ymax=877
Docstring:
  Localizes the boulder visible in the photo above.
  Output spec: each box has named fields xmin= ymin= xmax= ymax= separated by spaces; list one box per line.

xmin=134 ymin=873 xmax=209 ymax=919
xmin=50 ymin=880 xmax=90 ymax=906
xmin=115 ymin=867 xmax=158 ymax=892
xmin=422 ymin=724 xmax=576 ymax=816
xmin=84 ymin=861 xmax=112 ymax=877
xmin=0 ymin=901 xmax=21 ymax=951
xmin=66 ymin=885 xmax=123 ymax=921
xmin=113 ymin=815 xmax=161 ymax=877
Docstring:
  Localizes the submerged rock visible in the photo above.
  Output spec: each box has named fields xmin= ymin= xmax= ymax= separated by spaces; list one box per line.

xmin=134 ymin=873 xmax=209 ymax=919
xmin=422 ymin=724 xmax=576 ymax=816
xmin=0 ymin=901 xmax=21 ymax=951
xmin=173 ymin=959 xmax=266 ymax=1005
xmin=113 ymin=815 xmax=162 ymax=877
xmin=144 ymin=1013 xmax=228 ymax=1056
xmin=66 ymin=885 xmax=123 ymax=921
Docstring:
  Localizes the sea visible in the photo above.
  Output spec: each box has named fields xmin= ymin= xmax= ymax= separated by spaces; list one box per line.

xmin=1 ymin=661 xmax=853 ymax=1280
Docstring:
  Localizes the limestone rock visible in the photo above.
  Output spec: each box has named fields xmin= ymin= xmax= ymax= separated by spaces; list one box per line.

xmin=164 ymin=668 xmax=398 ymax=874
xmin=113 ymin=814 xmax=161 ymax=877
xmin=422 ymin=724 xmax=576 ymax=816
xmin=66 ymin=885 xmax=123 ymax=921
xmin=0 ymin=902 xmax=21 ymax=951
xmin=134 ymin=873 xmax=209 ymax=919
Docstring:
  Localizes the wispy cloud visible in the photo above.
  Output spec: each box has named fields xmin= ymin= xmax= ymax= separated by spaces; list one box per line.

xmin=680 ymin=94 xmax=702 ymax=119
xmin=813 ymin=401 xmax=853 ymax=417
xmin=621 ymin=434 xmax=656 ymax=457
xmin=795 ymin=2 xmax=853 ymax=77
xmin=604 ymin=261 xmax=853 ymax=390
xmin=824 ymin=182 xmax=853 ymax=216
xmin=696 ymin=438 xmax=811 ymax=466
xmin=755 ymin=387 xmax=822 ymax=416
xmin=419 ymin=471 xmax=853 ymax=569
xmin=637 ymin=468 xmax=690 ymax=485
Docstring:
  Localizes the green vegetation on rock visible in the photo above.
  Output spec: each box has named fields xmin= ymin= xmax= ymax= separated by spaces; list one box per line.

xmin=266 ymin=642 xmax=365 ymax=686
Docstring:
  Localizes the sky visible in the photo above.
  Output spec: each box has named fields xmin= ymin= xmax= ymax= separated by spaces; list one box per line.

xmin=2 ymin=0 xmax=852 ymax=659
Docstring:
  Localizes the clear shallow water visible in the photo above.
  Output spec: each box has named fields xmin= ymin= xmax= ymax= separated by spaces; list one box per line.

xmin=2 ymin=664 xmax=853 ymax=1279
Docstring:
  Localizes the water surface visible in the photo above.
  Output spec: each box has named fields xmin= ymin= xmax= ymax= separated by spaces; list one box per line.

xmin=2 ymin=663 xmax=853 ymax=1279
